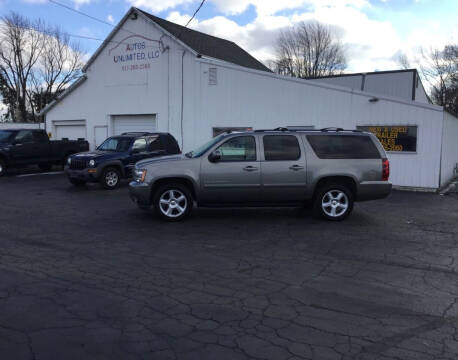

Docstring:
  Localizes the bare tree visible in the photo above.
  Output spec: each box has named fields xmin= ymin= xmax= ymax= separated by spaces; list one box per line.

xmin=419 ymin=44 xmax=457 ymax=115
xmin=31 ymin=26 xmax=84 ymax=118
xmin=271 ymin=21 xmax=347 ymax=78
xmin=395 ymin=51 xmax=411 ymax=70
xmin=0 ymin=12 xmax=83 ymax=122
xmin=0 ymin=13 xmax=44 ymax=122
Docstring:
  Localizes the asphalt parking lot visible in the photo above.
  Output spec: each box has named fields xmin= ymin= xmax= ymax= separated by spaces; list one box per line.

xmin=0 ymin=172 xmax=458 ymax=360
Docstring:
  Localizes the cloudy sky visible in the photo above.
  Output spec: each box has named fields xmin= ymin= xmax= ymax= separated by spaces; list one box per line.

xmin=2 ymin=0 xmax=458 ymax=72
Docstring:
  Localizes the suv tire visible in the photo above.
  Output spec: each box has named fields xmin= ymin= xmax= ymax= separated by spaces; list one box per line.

xmin=100 ymin=167 xmax=121 ymax=190
xmin=69 ymin=178 xmax=86 ymax=186
xmin=153 ymin=183 xmax=193 ymax=222
xmin=313 ymin=184 xmax=354 ymax=221
xmin=0 ymin=159 xmax=5 ymax=177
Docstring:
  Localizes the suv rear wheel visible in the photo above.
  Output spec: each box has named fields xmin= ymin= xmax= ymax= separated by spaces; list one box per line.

xmin=153 ymin=183 xmax=193 ymax=222
xmin=313 ymin=184 xmax=354 ymax=221
xmin=101 ymin=167 xmax=121 ymax=190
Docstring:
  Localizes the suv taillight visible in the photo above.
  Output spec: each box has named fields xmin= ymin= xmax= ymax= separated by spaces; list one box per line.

xmin=382 ymin=158 xmax=390 ymax=181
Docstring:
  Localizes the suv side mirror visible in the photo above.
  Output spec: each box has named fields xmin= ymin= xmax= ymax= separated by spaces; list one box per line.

xmin=208 ymin=150 xmax=222 ymax=163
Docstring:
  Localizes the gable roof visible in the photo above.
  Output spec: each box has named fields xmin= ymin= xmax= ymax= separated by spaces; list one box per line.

xmin=137 ymin=9 xmax=271 ymax=73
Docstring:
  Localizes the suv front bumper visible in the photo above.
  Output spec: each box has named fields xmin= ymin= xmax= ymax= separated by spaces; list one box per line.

xmin=65 ymin=166 xmax=100 ymax=182
xmin=129 ymin=181 xmax=152 ymax=209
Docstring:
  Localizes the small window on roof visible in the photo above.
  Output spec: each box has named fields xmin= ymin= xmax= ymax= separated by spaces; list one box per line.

xmin=209 ymin=67 xmax=217 ymax=85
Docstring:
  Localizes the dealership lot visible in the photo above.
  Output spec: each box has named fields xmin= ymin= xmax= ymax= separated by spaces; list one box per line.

xmin=0 ymin=173 xmax=458 ymax=360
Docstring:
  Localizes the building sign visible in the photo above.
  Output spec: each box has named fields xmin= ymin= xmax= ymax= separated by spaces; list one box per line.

xmin=108 ymin=35 xmax=162 ymax=72
xmin=357 ymin=126 xmax=417 ymax=152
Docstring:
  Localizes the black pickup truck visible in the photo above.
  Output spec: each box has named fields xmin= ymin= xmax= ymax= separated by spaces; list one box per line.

xmin=0 ymin=129 xmax=89 ymax=176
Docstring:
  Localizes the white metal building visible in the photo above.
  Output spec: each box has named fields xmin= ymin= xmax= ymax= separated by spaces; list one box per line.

xmin=41 ymin=7 xmax=458 ymax=191
xmin=305 ymin=69 xmax=430 ymax=104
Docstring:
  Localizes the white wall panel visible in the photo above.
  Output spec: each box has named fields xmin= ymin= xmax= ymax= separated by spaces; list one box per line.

xmin=440 ymin=112 xmax=458 ymax=186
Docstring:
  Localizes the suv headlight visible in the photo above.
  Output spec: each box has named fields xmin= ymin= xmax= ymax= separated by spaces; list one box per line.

xmin=133 ymin=168 xmax=147 ymax=183
xmin=88 ymin=159 xmax=96 ymax=167
xmin=67 ymin=157 xmax=72 ymax=165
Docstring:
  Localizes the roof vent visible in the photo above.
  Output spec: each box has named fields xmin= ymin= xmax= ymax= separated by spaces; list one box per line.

xmin=208 ymin=67 xmax=217 ymax=86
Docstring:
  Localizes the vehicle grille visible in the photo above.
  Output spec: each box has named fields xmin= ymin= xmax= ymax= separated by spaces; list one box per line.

xmin=70 ymin=159 xmax=87 ymax=170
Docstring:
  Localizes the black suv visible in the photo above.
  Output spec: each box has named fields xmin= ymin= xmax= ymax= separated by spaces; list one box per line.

xmin=66 ymin=132 xmax=180 ymax=189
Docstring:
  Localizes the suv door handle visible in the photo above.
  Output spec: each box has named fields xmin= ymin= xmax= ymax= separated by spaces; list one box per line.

xmin=243 ymin=166 xmax=258 ymax=172
xmin=289 ymin=165 xmax=304 ymax=171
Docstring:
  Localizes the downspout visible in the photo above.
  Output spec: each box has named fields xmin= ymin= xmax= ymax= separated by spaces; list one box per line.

xmin=181 ymin=50 xmax=185 ymax=149
xmin=160 ymin=34 xmax=171 ymax=133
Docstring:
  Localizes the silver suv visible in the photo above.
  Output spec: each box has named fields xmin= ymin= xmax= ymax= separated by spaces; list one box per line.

xmin=129 ymin=128 xmax=392 ymax=222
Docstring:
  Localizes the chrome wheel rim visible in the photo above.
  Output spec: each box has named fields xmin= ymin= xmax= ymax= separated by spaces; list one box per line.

xmin=322 ymin=190 xmax=349 ymax=217
xmin=159 ymin=189 xmax=187 ymax=218
xmin=105 ymin=171 xmax=119 ymax=187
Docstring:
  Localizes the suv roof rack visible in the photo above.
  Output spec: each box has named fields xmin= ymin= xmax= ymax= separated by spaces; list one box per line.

xmin=121 ymin=132 xmax=156 ymax=136
xmin=253 ymin=127 xmax=363 ymax=133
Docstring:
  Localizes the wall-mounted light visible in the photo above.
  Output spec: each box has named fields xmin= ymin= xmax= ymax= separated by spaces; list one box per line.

xmin=369 ymin=97 xmax=379 ymax=103
xmin=131 ymin=12 xmax=138 ymax=20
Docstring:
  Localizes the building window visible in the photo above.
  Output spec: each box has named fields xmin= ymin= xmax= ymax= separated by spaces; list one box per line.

xmin=357 ymin=126 xmax=417 ymax=152
xmin=212 ymin=127 xmax=253 ymax=137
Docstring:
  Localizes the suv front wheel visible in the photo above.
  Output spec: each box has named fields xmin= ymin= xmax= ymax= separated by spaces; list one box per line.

xmin=153 ymin=183 xmax=193 ymax=222
xmin=101 ymin=167 xmax=121 ymax=190
xmin=313 ymin=184 xmax=354 ymax=221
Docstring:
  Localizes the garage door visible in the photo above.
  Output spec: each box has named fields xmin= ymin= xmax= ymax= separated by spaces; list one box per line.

xmin=112 ymin=114 xmax=157 ymax=136
xmin=55 ymin=123 xmax=87 ymax=140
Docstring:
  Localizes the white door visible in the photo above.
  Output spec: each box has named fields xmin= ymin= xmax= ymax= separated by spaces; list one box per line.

xmin=94 ymin=126 xmax=108 ymax=147
xmin=112 ymin=114 xmax=157 ymax=136
xmin=55 ymin=125 xmax=86 ymax=140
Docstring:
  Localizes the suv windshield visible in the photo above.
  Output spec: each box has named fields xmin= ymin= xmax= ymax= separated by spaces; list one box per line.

xmin=186 ymin=134 xmax=225 ymax=158
xmin=0 ymin=130 xmax=14 ymax=143
xmin=97 ymin=137 xmax=132 ymax=152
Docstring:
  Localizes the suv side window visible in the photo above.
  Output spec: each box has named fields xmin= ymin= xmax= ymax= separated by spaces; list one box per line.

xmin=132 ymin=138 xmax=147 ymax=152
xmin=216 ymin=136 xmax=256 ymax=162
xmin=306 ymin=135 xmax=381 ymax=159
xmin=263 ymin=135 xmax=301 ymax=161
xmin=147 ymin=136 xmax=163 ymax=151
xmin=15 ymin=130 xmax=34 ymax=143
